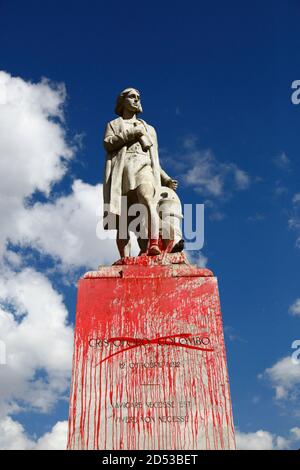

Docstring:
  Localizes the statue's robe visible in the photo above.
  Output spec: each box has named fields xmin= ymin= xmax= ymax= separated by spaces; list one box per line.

xmin=102 ymin=116 xmax=170 ymax=230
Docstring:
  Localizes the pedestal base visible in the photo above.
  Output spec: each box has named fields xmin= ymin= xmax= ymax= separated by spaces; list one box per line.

xmin=67 ymin=255 xmax=235 ymax=450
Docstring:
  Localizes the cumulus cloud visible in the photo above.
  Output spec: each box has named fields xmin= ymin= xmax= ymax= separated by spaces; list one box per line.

xmin=0 ymin=72 xmax=86 ymax=447
xmin=183 ymin=149 xmax=250 ymax=198
xmin=34 ymin=421 xmax=67 ymax=450
xmin=236 ymin=429 xmax=288 ymax=450
xmin=236 ymin=427 xmax=300 ymax=450
xmin=162 ymin=136 xmax=250 ymax=200
xmin=290 ymin=427 xmax=300 ymax=441
xmin=0 ymin=267 xmax=73 ymax=414
xmin=0 ymin=416 xmax=34 ymax=450
xmin=161 ymin=137 xmax=250 ymax=223
xmin=10 ymin=179 xmax=119 ymax=270
xmin=0 ymin=71 xmax=73 ymax=259
xmin=0 ymin=417 xmax=67 ymax=450
xmin=262 ymin=356 xmax=300 ymax=401
xmin=289 ymin=298 xmax=300 ymax=316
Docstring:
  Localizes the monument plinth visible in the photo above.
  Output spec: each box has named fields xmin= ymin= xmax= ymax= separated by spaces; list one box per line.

xmin=67 ymin=253 xmax=236 ymax=450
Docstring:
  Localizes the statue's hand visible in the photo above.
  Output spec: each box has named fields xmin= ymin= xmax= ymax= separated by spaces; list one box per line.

xmin=126 ymin=124 xmax=145 ymax=144
xmin=167 ymin=179 xmax=178 ymax=191
xmin=133 ymin=123 xmax=146 ymax=138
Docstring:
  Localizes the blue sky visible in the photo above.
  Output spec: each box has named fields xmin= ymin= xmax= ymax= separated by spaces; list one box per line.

xmin=0 ymin=0 xmax=300 ymax=449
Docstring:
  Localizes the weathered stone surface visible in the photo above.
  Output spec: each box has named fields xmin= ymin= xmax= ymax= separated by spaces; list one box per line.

xmin=67 ymin=262 xmax=235 ymax=450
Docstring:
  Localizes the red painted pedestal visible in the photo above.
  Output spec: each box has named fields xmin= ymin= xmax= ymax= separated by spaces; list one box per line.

xmin=67 ymin=254 xmax=235 ymax=450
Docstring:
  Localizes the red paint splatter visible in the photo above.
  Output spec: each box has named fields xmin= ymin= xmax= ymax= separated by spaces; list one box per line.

xmin=95 ymin=334 xmax=214 ymax=366
xmin=67 ymin=263 xmax=236 ymax=450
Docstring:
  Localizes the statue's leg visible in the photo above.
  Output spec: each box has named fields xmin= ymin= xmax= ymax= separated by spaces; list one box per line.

xmin=136 ymin=183 xmax=160 ymax=256
xmin=116 ymin=214 xmax=131 ymax=258
xmin=137 ymin=237 xmax=148 ymax=255
xmin=116 ymin=235 xmax=131 ymax=258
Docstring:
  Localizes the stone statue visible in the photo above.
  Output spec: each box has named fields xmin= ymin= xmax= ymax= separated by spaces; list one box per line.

xmin=103 ymin=87 xmax=184 ymax=258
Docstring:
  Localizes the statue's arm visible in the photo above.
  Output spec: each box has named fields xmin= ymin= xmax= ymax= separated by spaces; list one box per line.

xmin=160 ymin=167 xmax=172 ymax=185
xmin=103 ymin=122 xmax=136 ymax=152
xmin=150 ymin=126 xmax=173 ymax=186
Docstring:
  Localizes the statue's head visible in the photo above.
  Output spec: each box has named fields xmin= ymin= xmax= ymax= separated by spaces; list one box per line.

xmin=115 ymin=88 xmax=143 ymax=116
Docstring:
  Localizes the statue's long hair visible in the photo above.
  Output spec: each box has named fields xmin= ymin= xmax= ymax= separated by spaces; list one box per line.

xmin=115 ymin=88 xmax=143 ymax=116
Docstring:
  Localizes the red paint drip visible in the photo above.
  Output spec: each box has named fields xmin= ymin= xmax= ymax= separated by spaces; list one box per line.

xmin=67 ymin=264 xmax=236 ymax=450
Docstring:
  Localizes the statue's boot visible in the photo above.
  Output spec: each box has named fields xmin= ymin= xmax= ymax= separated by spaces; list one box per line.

xmin=148 ymin=238 xmax=161 ymax=256
xmin=171 ymin=238 xmax=185 ymax=253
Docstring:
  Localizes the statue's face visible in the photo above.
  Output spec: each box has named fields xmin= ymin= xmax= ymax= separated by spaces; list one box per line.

xmin=123 ymin=90 xmax=141 ymax=113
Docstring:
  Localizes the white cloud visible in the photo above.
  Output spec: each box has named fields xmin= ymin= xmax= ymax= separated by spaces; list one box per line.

xmin=187 ymin=250 xmax=208 ymax=268
xmin=224 ymin=325 xmax=247 ymax=343
xmin=163 ymin=138 xmax=250 ymax=200
xmin=202 ymin=199 xmax=225 ymax=222
xmin=273 ymin=152 xmax=290 ymax=170
xmin=288 ymin=192 xmax=300 ymax=248
xmin=0 ymin=416 xmax=34 ymax=450
xmin=182 ymin=135 xmax=199 ymax=150
xmin=34 ymin=421 xmax=67 ymax=450
xmin=289 ymin=217 xmax=300 ymax=230
xmin=292 ymin=193 xmax=300 ymax=204
xmin=290 ymin=427 xmax=300 ymax=441
xmin=289 ymin=298 xmax=300 ymax=316
xmin=184 ymin=150 xmax=223 ymax=196
xmin=234 ymin=168 xmax=250 ymax=190
xmin=0 ymin=72 xmax=76 ymax=421
xmin=0 ymin=417 xmax=67 ymax=450
xmin=235 ymin=429 xmax=288 ymax=450
xmin=11 ymin=179 xmax=119 ymax=270
xmin=0 ymin=267 xmax=73 ymax=414
xmin=0 ymin=71 xmax=73 ymax=259
xmin=262 ymin=356 xmax=300 ymax=401
xmin=196 ymin=252 xmax=208 ymax=267
xmin=236 ymin=427 xmax=300 ymax=450
xmin=3 ymin=251 xmax=22 ymax=268
xmin=183 ymin=149 xmax=250 ymax=198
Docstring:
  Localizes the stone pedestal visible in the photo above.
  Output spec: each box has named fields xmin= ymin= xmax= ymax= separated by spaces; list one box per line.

xmin=67 ymin=253 xmax=235 ymax=450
